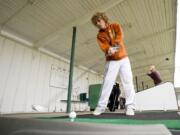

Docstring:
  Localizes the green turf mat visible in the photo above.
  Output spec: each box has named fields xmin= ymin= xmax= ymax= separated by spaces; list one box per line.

xmin=37 ymin=118 xmax=180 ymax=130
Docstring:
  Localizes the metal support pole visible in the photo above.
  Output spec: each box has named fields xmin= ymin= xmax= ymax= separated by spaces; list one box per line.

xmin=67 ymin=27 xmax=76 ymax=113
xmin=135 ymin=76 xmax=138 ymax=92
xmin=142 ymin=81 xmax=144 ymax=90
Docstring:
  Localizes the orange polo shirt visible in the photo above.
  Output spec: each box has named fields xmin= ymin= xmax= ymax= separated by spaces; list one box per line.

xmin=97 ymin=23 xmax=127 ymax=61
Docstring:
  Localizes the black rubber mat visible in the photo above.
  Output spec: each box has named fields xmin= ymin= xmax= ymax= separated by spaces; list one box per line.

xmin=0 ymin=116 xmax=172 ymax=135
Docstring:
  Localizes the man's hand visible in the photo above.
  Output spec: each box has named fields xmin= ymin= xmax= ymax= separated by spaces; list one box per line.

xmin=108 ymin=47 xmax=117 ymax=56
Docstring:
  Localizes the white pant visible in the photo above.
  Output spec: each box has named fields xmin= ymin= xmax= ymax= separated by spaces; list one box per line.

xmin=97 ymin=57 xmax=135 ymax=109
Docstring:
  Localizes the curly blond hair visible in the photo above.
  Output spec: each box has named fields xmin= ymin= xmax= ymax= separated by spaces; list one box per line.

xmin=91 ymin=12 xmax=109 ymax=26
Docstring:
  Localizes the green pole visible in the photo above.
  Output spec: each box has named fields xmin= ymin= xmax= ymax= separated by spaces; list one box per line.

xmin=66 ymin=26 xmax=77 ymax=113
xmin=135 ymin=76 xmax=138 ymax=92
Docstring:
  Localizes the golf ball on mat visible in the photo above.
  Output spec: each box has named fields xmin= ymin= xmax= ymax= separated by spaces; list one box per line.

xmin=69 ymin=111 xmax=76 ymax=119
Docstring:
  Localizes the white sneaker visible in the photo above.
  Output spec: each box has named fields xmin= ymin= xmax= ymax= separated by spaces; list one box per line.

xmin=126 ymin=108 xmax=135 ymax=116
xmin=93 ymin=107 xmax=105 ymax=116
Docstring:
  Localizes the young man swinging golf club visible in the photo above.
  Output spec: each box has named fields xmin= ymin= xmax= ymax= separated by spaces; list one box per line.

xmin=91 ymin=12 xmax=136 ymax=116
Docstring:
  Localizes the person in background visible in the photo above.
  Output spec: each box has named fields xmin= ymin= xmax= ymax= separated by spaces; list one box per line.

xmin=147 ymin=65 xmax=162 ymax=86
xmin=91 ymin=12 xmax=135 ymax=116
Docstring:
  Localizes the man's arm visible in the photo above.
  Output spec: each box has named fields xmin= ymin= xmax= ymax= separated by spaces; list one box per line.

xmin=113 ymin=23 xmax=124 ymax=45
xmin=97 ymin=35 xmax=111 ymax=55
xmin=97 ymin=35 xmax=116 ymax=56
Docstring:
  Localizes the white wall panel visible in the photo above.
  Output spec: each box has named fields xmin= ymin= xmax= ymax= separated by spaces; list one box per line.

xmin=25 ymin=51 xmax=42 ymax=112
xmin=11 ymin=47 xmax=32 ymax=112
xmin=0 ymin=35 xmax=103 ymax=114
xmin=0 ymin=38 xmax=16 ymax=112
xmin=135 ymin=82 xmax=178 ymax=111
xmin=1 ymin=41 xmax=24 ymax=113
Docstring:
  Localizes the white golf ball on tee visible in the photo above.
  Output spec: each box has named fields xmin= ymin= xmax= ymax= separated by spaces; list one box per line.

xmin=69 ymin=111 xmax=76 ymax=119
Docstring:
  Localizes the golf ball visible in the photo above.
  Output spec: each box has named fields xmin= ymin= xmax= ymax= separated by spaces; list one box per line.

xmin=69 ymin=111 xmax=76 ymax=119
